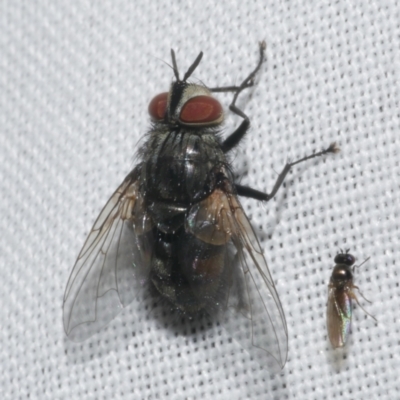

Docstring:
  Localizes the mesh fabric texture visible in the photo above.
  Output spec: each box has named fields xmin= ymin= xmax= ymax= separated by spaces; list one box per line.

xmin=0 ymin=1 xmax=398 ymax=399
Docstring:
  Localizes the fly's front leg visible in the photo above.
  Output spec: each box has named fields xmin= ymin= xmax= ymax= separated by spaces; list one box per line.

xmin=236 ymin=142 xmax=340 ymax=202
xmin=209 ymin=42 xmax=266 ymax=153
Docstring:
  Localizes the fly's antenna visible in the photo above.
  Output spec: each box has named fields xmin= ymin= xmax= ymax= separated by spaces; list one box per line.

xmin=170 ymin=49 xmax=204 ymax=82
xmin=170 ymin=49 xmax=180 ymax=81
xmin=183 ymin=51 xmax=203 ymax=81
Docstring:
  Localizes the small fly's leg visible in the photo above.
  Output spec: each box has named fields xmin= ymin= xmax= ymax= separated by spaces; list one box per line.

xmin=349 ymin=289 xmax=377 ymax=322
xmin=353 ymin=285 xmax=373 ymax=304
xmin=236 ymin=142 xmax=340 ymax=202
xmin=209 ymin=42 xmax=266 ymax=153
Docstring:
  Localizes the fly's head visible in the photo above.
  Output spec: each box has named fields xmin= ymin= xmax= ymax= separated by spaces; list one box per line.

xmin=330 ymin=252 xmax=355 ymax=288
xmin=334 ymin=252 xmax=356 ymax=267
xmin=148 ymin=50 xmax=224 ymax=128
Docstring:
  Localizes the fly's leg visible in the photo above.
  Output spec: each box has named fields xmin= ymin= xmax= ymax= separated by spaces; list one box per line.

xmin=209 ymin=42 xmax=266 ymax=153
xmin=353 ymin=285 xmax=373 ymax=304
xmin=235 ymin=185 xmax=270 ymax=201
xmin=209 ymin=83 xmax=254 ymax=92
xmin=236 ymin=142 xmax=340 ymax=202
xmin=349 ymin=289 xmax=377 ymax=322
xmin=210 ymin=43 xmax=339 ymax=201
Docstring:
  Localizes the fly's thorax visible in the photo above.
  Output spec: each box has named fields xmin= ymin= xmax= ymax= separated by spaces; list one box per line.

xmin=141 ymin=129 xmax=228 ymax=203
xmin=329 ymin=264 xmax=354 ymax=289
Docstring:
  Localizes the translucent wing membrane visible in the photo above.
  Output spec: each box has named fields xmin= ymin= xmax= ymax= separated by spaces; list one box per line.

xmin=63 ymin=169 xmax=153 ymax=341
xmin=64 ymin=172 xmax=287 ymax=367
xmin=326 ymin=288 xmax=352 ymax=348
xmin=187 ymin=189 xmax=288 ymax=369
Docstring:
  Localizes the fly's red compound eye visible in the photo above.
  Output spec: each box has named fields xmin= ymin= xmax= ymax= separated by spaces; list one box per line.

xmin=148 ymin=92 xmax=168 ymax=120
xmin=179 ymin=96 xmax=223 ymax=125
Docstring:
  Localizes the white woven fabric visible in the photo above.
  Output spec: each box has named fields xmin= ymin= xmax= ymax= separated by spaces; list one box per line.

xmin=1 ymin=1 xmax=399 ymax=399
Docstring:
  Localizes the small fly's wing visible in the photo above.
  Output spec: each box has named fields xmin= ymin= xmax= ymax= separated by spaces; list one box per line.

xmin=186 ymin=188 xmax=288 ymax=369
xmin=63 ymin=169 xmax=153 ymax=341
xmin=326 ymin=287 xmax=352 ymax=348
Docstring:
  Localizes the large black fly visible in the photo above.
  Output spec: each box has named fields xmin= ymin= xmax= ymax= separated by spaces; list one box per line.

xmin=63 ymin=42 xmax=338 ymax=369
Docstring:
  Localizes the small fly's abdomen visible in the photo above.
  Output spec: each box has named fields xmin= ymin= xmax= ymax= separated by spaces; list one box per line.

xmin=327 ymin=286 xmax=352 ymax=348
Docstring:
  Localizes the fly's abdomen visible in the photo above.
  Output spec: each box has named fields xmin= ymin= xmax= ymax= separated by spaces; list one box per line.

xmin=150 ymin=228 xmax=232 ymax=314
xmin=327 ymin=286 xmax=353 ymax=348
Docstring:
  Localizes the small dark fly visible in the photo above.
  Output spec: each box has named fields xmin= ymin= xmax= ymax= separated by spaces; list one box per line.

xmin=63 ymin=42 xmax=338 ymax=368
xmin=326 ymin=251 xmax=376 ymax=348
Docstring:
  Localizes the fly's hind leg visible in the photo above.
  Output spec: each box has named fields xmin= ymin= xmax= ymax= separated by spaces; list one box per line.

xmin=349 ymin=288 xmax=377 ymax=322
xmin=236 ymin=142 xmax=340 ymax=202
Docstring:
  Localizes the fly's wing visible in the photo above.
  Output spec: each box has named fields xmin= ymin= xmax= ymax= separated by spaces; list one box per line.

xmin=186 ymin=188 xmax=288 ymax=369
xmin=326 ymin=287 xmax=352 ymax=348
xmin=63 ymin=169 xmax=153 ymax=341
